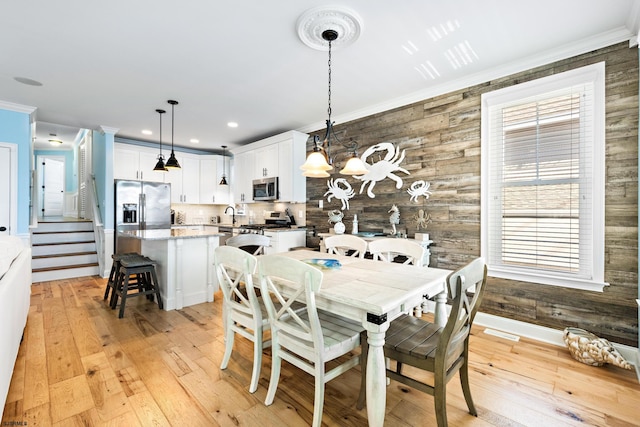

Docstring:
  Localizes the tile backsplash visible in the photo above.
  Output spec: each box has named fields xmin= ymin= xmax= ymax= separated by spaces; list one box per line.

xmin=171 ymin=202 xmax=306 ymax=226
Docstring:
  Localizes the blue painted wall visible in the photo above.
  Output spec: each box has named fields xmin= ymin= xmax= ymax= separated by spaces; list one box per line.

xmin=0 ymin=108 xmax=31 ymax=235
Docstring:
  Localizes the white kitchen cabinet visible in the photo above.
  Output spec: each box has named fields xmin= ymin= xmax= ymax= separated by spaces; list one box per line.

xmin=263 ymin=230 xmax=306 ymax=255
xmin=114 ymin=143 xmax=166 ymax=182
xmin=232 ymin=150 xmax=254 ymax=204
xmin=199 ymin=155 xmax=230 ymax=205
xmin=254 ymin=143 xmax=279 ymax=178
xmin=277 ymin=135 xmax=307 ymax=203
xmin=165 ymin=154 xmax=200 ymax=204
xmin=231 ymin=130 xmax=308 ymax=203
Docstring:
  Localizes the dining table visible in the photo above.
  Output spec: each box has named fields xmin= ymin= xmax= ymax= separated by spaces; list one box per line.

xmin=279 ymin=249 xmax=452 ymax=427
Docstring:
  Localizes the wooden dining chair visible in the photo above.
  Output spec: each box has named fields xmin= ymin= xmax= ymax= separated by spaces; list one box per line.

xmin=214 ymin=245 xmax=268 ymax=393
xmin=368 ymin=237 xmax=425 ymax=266
xmin=324 ymin=234 xmax=368 ymax=259
xmin=257 ymin=254 xmax=363 ymax=427
xmin=226 ymin=233 xmax=271 ymax=256
xmin=357 ymin=257 xmax=488 ymax=427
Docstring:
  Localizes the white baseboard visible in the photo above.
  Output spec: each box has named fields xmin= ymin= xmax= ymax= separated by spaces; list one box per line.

xmin=474 ymin=312 xmax=639 ymax=381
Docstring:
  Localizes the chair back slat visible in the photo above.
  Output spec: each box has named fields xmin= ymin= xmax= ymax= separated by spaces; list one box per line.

xmin=214 ymin=246 xmax=259 ymax=313
xmin=226 ymin=234 xmax=271 ymax=255
xmin=368 ymin=238 xmax=425 ymax=266
xmin=324 ymin=235 xmax=368 ymax=259
xmin=258 ymin=255 xmax=324 ymax=351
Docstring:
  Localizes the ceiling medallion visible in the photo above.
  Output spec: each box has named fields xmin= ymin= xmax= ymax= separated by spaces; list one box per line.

xmin=296 ymin=5 xmax=363 ymax=50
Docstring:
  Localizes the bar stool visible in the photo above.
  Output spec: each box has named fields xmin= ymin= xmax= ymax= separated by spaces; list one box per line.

xmin=111 ymin=254 xmax=163 ymax=318
xmin=103 ymin=253 xmax=137 ymax=302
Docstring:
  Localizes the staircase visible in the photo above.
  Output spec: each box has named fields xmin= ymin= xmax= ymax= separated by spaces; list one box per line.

xmin=31 ymin=219 xmax=100 ymax=282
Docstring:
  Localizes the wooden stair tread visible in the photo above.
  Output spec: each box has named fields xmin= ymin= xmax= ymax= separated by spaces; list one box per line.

xmin=32 ymin=262 xmax=99 ymax=273
xmin=32 ymin=240 xmax=96 ymax=246
xmin=33 ymin=251 xmax=97 ymax=259
xmin=32 ymin=230 xmax=94 ymax=235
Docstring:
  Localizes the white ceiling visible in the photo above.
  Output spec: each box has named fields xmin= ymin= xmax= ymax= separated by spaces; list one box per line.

xmin=2 ymin=1 xmax=639 ymax=153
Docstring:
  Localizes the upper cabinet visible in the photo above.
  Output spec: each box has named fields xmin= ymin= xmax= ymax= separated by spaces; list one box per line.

xmin=115 ymin=143 xmax=230 ymax=205
xmin=114 ymin=143 xmax=166 ymax=182
xmin=165 ymin=154 xmax=200 ymax=204
xmin=231 ymin=130 xmax=308 ymax=203
xmin=254 ymin=144 xmax=279 ymax=178
xmin=232 ymin=150 xmax=254 ymax=204
xmin=199 ymin=155 xmax=230 ymax=205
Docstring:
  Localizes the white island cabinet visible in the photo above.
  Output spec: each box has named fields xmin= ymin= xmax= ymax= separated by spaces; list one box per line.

xmin=117 ymin=228 xmax=223 ymax=310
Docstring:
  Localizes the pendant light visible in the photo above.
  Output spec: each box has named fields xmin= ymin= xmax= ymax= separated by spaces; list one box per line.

xmin=164 ymin=99 xmax=181 ymax=169
xmin=219 ymin=145 xmax=229 ymax=186
xmin=153 ymin=109 xmax=168 ymax=171
xmin=300 ymin=29 xmax=368 ymax=177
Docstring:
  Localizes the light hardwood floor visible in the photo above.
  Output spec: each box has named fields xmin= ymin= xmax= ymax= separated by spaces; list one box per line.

xmin=2 ymin=275 xmax=639 ymax=426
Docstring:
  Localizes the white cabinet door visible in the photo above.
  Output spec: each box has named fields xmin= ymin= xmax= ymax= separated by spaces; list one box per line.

xmin=199 ymin=156 xmax=217 ymax=204
xmin=181 ymin=156 xmax=200 ymax=204
xmin=114 ymin=144 xmax=167 ymax=182
xmin=232 ymin=150 xmax=254 ymax=203
xmin=199 ymin=156 xmax=230 ymax=205
xmin=166 ymin=154 xmax=200 ymax=204
xmin=139 ymin=150 xmax=167 ymax=183
xmin=215 ymin=156 xmax=231 ymax=205
xmin=276 ymin=134 xmax=307 ymax=202
xmin=164 ymin=160 xmax=183 ymax=203
xmin=254 ymin=144 xmax=278 ymax=179
xmin=114 ymin=146 xmax=142 ymax=180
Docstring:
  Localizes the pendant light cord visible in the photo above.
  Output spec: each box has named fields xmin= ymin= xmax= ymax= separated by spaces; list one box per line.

xmin=327 ymin=37 xmax=332 ymax=123
xmin=171 ymin=103 xmax=175 ymax=150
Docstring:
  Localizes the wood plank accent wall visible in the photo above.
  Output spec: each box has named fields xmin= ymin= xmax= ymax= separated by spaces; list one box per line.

xmin=305 ymin=42 xmax=639 ymax=346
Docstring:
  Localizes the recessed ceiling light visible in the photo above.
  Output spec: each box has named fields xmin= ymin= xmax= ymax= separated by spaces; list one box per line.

xmin=190 ymin=139 xmax=199 ymax=143
xmin=14 ymin=76 xmax=43 ymax=86
xmin=227 ymin=122 xmax=238 ymax=128
xmin=142 ymin=129 xmax=153 ymax=135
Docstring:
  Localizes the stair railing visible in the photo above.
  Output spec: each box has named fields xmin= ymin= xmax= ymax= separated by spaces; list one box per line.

xmin=89 ymin=175 xmax=105 ymax=275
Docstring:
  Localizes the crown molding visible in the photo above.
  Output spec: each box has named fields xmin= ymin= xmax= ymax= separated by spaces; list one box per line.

xmin=298 ymin=27 xmax=634 ymax=134
xmin=0 ymin=100 xmax=37 ymax=115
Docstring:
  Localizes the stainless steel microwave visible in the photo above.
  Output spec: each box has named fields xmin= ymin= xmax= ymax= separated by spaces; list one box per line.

xmin=253 ymin=177 xmax=279 ymax=201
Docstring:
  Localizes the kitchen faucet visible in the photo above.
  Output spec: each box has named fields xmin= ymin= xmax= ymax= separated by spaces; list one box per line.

xmin=224 ymin=205 xmax=236 ymax=225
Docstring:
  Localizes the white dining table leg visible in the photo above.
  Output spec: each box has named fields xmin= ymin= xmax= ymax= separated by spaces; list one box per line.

xmin=434 ymin=291 xmax=447 ymax=327
xmin=364 ymin=319 xmax=389 ymax=427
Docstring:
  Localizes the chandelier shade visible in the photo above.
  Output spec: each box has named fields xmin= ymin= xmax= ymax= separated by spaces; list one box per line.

xmin=339 ymin=154 xmax=368 ymax=175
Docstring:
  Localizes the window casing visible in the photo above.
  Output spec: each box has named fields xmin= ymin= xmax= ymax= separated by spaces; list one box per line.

xmin=481 ymin=62 xmax=607 ymax=292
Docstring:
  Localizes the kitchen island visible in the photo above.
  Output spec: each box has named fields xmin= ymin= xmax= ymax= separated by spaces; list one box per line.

xmin=117 ymin=228 xmax=224 ymax=310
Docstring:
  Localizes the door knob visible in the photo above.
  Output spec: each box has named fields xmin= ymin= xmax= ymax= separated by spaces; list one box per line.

xmin=0 ymin=227 xmax=6 ymax=232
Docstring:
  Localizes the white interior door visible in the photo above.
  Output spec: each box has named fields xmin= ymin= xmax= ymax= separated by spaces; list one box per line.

xmin=0 ymin=146 xmax=10 ymax=235
xmin=39 ymin=156 xmax=65 ymax=217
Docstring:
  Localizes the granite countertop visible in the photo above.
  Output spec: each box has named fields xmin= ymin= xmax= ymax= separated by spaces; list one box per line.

xmin=118 ymin=228 xmax=224 ymax=240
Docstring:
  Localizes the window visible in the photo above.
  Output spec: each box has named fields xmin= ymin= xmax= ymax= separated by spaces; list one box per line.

xmin=481 ymin=62 xmax=607 ymax=291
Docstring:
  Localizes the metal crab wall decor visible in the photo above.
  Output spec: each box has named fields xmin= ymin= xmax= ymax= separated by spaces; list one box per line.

xmin=407 ymin=180 xmax=432 ymax=203
xmin=353 ymin=142 xmax=409 ymax=198
xmin=323 ymin=178 xmax=354 ymax=210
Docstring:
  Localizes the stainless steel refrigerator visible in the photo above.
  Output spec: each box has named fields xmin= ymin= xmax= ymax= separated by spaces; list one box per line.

xmin=114 ymin=179 xmax=171 ymax=253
